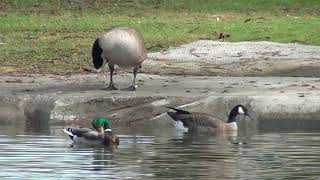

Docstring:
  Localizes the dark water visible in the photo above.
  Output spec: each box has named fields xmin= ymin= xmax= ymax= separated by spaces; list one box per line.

xmin=1 ymin=123 xmax=320 ymax=179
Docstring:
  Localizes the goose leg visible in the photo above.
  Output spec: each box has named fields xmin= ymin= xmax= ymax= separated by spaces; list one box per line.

xmin=126 ymin=66 xmax=139 ymax=91
xmin=105 ymin=64 xmax=118 ymax=90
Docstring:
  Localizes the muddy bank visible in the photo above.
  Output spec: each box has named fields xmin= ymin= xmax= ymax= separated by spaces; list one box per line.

xmin=1 ymin=73 xmax=320 ymax=128
xmin=1 ymin=41 xmax=320 ymax=129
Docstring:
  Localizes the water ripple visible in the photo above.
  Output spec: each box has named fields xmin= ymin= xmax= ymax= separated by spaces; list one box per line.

xmin=0 ymin=128 xmax=320 ymax=179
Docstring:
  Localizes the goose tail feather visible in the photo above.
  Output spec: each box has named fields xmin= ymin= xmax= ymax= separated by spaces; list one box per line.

xmin=167 ymin=111 xmax=178 ymax=121
xmin=166 ymin=106 xmax=191 ymax=114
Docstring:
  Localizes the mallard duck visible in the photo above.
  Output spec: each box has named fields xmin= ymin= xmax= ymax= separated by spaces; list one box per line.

xmin=167 ymin=105 xmax=251 ymax=131
xmin=63 ymin=117 xmax=119 ymax=147
xmin=92 ymin=27 xmax=147 ymax=91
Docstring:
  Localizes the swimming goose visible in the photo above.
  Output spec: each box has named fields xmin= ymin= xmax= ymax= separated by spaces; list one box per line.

xmin=63 ymin=117 xmax=119 ymax=147
xmin=167 ymin=105 xmax=251 ymax=131
xmin=92 ymin=27 xmax=147 ymax=91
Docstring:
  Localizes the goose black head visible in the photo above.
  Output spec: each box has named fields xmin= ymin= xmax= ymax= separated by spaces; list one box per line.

xmin=92 ymin=38 xmax=105 ymax=69
xmin=228 ymin=105 xmax=251 ymax=123
xmin=236 ymin=105 xmax=250 ymax=116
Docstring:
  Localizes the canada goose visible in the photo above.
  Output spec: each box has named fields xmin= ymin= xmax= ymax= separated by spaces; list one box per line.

xmin=63 ymin=117 xmax=119 ymax=147
xmin=92 ymin=27 xmax=147 ymax=91
xmin=167 ymin=105 xmax=251 ymax=131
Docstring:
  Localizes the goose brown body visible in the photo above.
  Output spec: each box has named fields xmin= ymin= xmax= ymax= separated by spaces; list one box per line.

xmin=167 ymin=105 xmax=250 ymax=131
xmin=99 ymin=27 xmax=147 ymax=68
xmin=92 ymin=27 xmax=147 ymax=91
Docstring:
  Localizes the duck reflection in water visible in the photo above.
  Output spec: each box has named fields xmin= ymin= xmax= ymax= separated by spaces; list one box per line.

xmin=24 ymin=108 xmax=50 ymax=134
xmin=91 ymin=148 xmax=116 ymax=171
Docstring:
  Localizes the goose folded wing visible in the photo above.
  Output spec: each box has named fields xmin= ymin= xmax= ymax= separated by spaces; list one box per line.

xmin=167 ymin=107 xmax=191 ymax=114
xmin=188 ymin=113 xmax=224 ymax=128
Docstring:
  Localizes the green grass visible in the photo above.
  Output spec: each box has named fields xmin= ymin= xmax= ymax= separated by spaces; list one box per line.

xmin=0 ymin=0 xmax=319 ymax=74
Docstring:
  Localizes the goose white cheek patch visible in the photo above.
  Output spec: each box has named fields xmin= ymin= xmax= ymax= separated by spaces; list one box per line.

xmin=238 ymin=107 xmax=245 ymax=114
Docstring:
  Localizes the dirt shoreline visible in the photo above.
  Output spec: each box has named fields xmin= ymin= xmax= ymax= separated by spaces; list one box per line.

xmin=1 ymin=73 xmax=320 ymax=126
xmin=1 ymin=41 xmax=320 ymax=128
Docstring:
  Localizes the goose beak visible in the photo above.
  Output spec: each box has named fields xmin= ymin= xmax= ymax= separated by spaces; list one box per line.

xmin=89 ymin=59 xmax=101 ymax=72
xmin=94 ymin=58 xmax=108 ymax=72
xmin=89 ymin=58 xmax=108 ymax=72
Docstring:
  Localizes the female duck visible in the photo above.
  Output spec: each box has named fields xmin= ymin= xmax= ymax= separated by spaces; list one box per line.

xmin=167 ymin=105 xmax=251 ymax=131
xmin=63 ymin=117 xmax=119 ymax=147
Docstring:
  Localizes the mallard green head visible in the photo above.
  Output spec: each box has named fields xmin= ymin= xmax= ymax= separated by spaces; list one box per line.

xmin=92 ymin=116 xmax=112 ymax=133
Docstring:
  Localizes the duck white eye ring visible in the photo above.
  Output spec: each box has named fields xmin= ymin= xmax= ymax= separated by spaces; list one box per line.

xmin=238 ymin=106 xmax=245 ymax=114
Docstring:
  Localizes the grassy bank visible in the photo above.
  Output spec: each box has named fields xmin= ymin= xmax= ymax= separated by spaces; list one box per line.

xmin=0 ymin=0 xmax=319 ymax=74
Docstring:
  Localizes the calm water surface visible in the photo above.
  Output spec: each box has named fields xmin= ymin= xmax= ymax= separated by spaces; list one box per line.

xmin=0 ymin=123 xmax=320 ymax=179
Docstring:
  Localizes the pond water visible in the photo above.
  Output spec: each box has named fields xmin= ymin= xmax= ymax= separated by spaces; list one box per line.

xmin=0 ymin=122 xmax=320 ymax=179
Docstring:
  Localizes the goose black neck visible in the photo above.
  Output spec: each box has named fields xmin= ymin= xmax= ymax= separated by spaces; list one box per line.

xmin=92 ymin=38 xmax=104 ymax=69
xmin=227 ymin=107 xmax=239 ymax=123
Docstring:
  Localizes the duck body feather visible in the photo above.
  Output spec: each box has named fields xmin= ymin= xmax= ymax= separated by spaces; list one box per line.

xmin=63 ymin=127 xmax=119 ymax=147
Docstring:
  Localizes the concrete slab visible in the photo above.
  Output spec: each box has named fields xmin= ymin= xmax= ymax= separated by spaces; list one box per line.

xmin=1 ymin=73 xmax=320 ymax=127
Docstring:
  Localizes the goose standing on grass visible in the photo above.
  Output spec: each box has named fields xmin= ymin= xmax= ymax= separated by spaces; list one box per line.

xmin=167 ymin=105 xmax=251 ymax=132
xmin=91 ymin=27 xmax=147 ymax=91
xmin=63 ymin=117 xmax=119 ymax=147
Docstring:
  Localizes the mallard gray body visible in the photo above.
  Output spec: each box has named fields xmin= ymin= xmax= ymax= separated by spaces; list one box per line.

xmin=63 ymin=128 xmax=119 ymax=147
xmin=63 ymin=117 xmax=119 ymax=147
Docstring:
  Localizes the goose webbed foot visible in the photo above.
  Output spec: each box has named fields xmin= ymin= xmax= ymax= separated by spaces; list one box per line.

xmin=102 ymin=84 xmax=118 ymax=91
xmin=125 ymin=67 xmax=139 ymax=91
xmin=125 ymin=85 xmax=137 ymax=91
